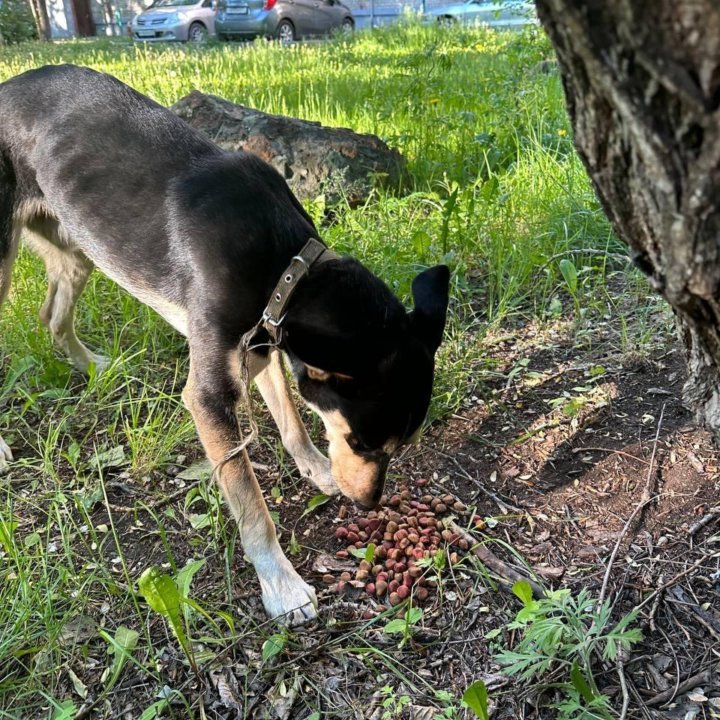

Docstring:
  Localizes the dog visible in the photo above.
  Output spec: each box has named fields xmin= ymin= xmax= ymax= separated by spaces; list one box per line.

xmin=0 ymin=64 xmax=449 ymax=625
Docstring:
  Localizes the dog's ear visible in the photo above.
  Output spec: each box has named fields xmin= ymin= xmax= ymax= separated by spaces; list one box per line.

xmin=306 ymin=364 xmax=354 ymax=382
xmin=409 ymin=265 xmax=450 ymax=352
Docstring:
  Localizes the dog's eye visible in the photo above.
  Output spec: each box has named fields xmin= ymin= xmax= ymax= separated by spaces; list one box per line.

xmin=346 ymin=435 xmax=374 ymax=454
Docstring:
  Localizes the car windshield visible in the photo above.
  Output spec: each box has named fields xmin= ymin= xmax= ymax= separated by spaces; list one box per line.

xmin=151 ymin=0 xmax=197 ymax=7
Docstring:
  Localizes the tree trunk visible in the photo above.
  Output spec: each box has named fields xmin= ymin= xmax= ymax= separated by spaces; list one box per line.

xmin=535 ymin=0 xmax=720 ymax=435
xmin=28 ymin=0 xmax=51 ymax=40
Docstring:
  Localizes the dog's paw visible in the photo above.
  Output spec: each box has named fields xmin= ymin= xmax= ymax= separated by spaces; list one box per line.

xmin=297 ymin=454 xmax=340 ymax=496
xmin=0 ymin=435 xmax=13 ymax=476
xmin=259 ymin=563 xmax=318 ymax=626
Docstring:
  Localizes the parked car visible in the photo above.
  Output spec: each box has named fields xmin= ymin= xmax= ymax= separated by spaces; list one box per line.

xmin=423 ymin=0 xmax=535 ymax=28
xmin=131 ymin=0 xmax=216 ymax=42
xmin=215 ymin=0 xmax=353 ymax=42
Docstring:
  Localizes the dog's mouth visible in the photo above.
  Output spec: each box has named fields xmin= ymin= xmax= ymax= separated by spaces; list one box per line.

xmin=331 ymin=452 xmax=390 ymax=510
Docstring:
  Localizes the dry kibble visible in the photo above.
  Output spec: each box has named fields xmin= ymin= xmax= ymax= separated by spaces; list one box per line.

xmin=357 ymin=518 xmax=369 ymax=529
xmin=389 ymin=580 xmax=400 ymax=593
xmin=336 ymin=550 xmax=349 ymax=559
xmin=376 ymin=580 xmax=388 ymax=595
xmin=453 ymin=501 xmax=466 ymax=512
xmin=394 ymin=561 xmax=406 ymax=574
xmin=415 ymin=586 xmax=429 ymax=601
xmin=375 ymin=546 xmax=387 ymax=560
xmin=347 ymin=531 xmax=360 ymax=543
xmin=359 ymin=559 xmax=372 ymax=572
xmin=396 ymin=585 xmax=409 ymax=600
xmin=400 ymin=490 xmax=411 ymax=501
xmin=340 ymin=571 xmax=352 ymax=581
xmin=458 ymin=538 xmax=469 ymax=551
xmin=408 ymin=565 xmax=422 ymax=578
xmin=322 ymin=574 xmax=335 ymax=585
xmin=386 ymin=559 xmax=396 ymax=571
xmin=421 ymin=495 xmax=433 ymax=504
xmin=386 ymin=520 xmax=399 ymax=534
xmin=372 ymin=564 xmax=383 ymax=576
xmin=442 ymin=494 xmax=454 ymax=504
xmin=388 ymin=495 xmax=401 ymax=506
xmin=356 ymin=569 xmax=369 ymax=581
xmin=436 ymin=503 xmax=448 ymax=513
xmin=408 ymin=532 xmax=419 ymax=544
xmin=416 ymin=477 xmax=428 ymax=487
xmin=449 ymin=552 xmax=460 ymax=565
xmin=359 ymin=531 xmax=368 ymax=541
xmin=338 ymin=505 xmax=348 ymax=519
xmin=335 ymin=526 xmax=349 ymax=539
xmin=362 ymin=609 xmax=375 ymax=620
xmin=389 ymin=591 xmax=401 ymax=606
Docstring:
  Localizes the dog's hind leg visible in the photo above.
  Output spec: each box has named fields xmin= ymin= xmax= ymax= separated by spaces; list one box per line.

xmin=0 ymin=157 xmax=19 ymax=474
xmin=25 ymin=223 xmax=109 ymax=374
xmin=183 ymin=339 xmax=317 ymax=625
xmin=254 ymin=350 xmax=339 ymax=495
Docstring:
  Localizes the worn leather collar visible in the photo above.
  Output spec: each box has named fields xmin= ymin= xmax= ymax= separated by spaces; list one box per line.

xmin=262 ymin=238 xmax=337 ymax=342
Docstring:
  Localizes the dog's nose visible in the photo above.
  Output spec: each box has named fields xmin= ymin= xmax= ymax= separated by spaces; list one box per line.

xmin=356 ymin=456 xmax=389 ymax=509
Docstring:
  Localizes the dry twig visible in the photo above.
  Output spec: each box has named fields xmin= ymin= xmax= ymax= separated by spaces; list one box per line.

xmin=448 ymin=521 xmax=546 ymax=599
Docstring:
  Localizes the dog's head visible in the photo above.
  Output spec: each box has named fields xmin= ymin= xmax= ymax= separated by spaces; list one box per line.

xmin=283 ymin=261 xmax=450 ymax=508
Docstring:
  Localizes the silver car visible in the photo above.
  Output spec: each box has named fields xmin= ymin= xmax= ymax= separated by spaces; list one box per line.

xmin=131 ymin=0 xmax=216 ymax=42
xmin=215 ymin=0 xmax=354 ymax=42
xmin=424 ymin=0 xmax=536 ymax=28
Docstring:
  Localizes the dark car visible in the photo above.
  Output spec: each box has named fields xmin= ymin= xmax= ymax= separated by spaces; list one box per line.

xmin=215 ymin=0 xmax=353 ymax=42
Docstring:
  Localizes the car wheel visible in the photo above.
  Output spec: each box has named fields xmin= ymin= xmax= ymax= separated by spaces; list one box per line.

xmin=188 ymin=22 xmax=208 ymax=42
xmin=276 ymin=19 xmax=295 ymax=44
xmin=438 ymin=15 xmax=456 ymax=26
xmin=341 ymin=17 xmax=354 ymax=33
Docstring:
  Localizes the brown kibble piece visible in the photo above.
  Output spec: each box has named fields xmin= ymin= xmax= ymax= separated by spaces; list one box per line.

xmin=376 ymin=580 xmax=388 ymax=595
xmin=359 ymin=559 xmax=372 ymax=572
xmin=415 ymin=587 xmax=429 ymax=601
xmin=365 ymin=583 xmax=376 ymax=595
xmin=322 ymin=574 xmax=335 ymax=585
xmin=389 ymin=591 xmax=401 ymax=606
xmin=436 ymin=503 xmax=448 ymax=513
xmin=338 ymin=505 xmax=348 ymax=519
xmin=397 ymin=585 xmax=409 ymax=600
xmin=356 ymin=569 xmax=369 ymax=581
xmin=336 ymin=550 xmax=349 ymax=559
xmin=340 ymin=571 xmax=352 ymax=581
xmin=335 ymin=526 xmax=349 ymax=539
xmin=453 ymin=501 xmax=465 ymax=512
xmin=389 ymin=495 xmax=401 ymax=506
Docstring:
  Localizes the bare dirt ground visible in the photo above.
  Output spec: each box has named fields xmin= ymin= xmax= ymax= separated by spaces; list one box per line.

xmin=34 ymin=309 xmax=720 ymax=720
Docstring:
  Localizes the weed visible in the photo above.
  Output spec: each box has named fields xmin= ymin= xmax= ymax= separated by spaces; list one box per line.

xmin=488 ymin=580 xmax=643 ymax=719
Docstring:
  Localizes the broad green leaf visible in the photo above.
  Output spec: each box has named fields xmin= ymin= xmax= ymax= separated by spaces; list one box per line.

xmin=407 ymin=607 xmax=423 ymax=624
xmin=139 ymin=699 xmax=171 ymax=720
xmin=383 ymin=619 xmax=408 ymax=635
xmin=52 ymin=700 xmax=77 ymax=720
xmin=462 ymin=680 xmax=489 ymax=720
xmin=176 ymin=559 xmax=206 ymax=598
xmin=559 ymin=258 xmax=578 ymax=294
xmin=364 ymin=542 xmax=376 ymax=563
xmin=512 ymin=580 xmax=534 ymax=608
xmin=301 ymin=493 xmax=331 ymax=518
xmin=93 ymin=444 xmax=127 ymax=469
xmin=101 ymin=625 xmax=139 ymax=689
xmin=138 ymin=566 xmax=193 ymax=667
xmin=0 ymin=517 xmax=17 ymax=553
xmin=262 ymin=632 xmax=287 ymax=662
xmin=570 ymin=662 xmax=596 ymax=704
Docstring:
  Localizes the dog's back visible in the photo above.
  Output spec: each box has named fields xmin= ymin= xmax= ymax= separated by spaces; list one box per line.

xmin=0 ymin=65 xmax=317 ymax=334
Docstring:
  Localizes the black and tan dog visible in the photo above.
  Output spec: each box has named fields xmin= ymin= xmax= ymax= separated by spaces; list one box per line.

xmin=0 ymin=65 xmax=449 ymax=624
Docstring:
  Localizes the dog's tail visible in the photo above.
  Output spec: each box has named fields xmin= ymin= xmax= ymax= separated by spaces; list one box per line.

xmin=0 ymin=149 xmax=18 ymax=309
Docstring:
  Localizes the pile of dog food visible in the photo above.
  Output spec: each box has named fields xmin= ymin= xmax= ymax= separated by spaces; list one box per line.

xmin=324 ymin=485 xmax=472 ymax=607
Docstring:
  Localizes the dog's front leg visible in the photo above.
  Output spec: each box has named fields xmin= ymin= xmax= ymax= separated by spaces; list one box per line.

xmin=182 ymin=348 xmax=317 ymax=625
xmin=255 ymin=350 xmax=339 ymax=495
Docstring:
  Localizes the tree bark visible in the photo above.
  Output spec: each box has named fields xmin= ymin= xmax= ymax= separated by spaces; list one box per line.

xmin=535 ymin=0 xmax=720 ymax=435
xmin=28 ymin=0 xmax=51 ymax=40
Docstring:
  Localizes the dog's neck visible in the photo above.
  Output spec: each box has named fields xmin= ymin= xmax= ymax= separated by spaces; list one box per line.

xmin=261 ymin=238 xmax=337 ymax=343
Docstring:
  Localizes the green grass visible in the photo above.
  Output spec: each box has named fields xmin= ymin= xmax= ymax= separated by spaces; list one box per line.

xmin=0 ymin=24 xmax=655 ymax=718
